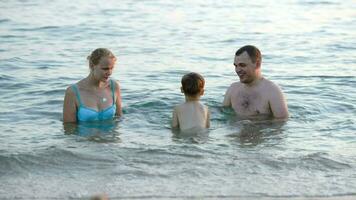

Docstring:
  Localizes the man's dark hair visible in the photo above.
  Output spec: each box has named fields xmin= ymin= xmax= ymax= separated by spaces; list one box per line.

xmin=235 ymin=45 xmax=262 ymax=64
xmin=181 ymin=72 xmax=205 ymax=96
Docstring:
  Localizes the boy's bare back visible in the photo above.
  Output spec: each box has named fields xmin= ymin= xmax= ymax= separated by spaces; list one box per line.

xmin=172 ymin=101 xmax=210 ymax=131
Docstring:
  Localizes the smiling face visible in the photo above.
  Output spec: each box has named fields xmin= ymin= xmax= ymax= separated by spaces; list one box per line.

xmin=92 ymin=56 xmax=116 ymax=82
xmin=234 ymin=51 xmax=260 ymax=84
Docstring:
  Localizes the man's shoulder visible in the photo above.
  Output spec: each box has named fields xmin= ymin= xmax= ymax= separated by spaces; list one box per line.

xmin=259 ymin=78 xmax=284 ymax=98
xmin=228 ymin=82 xmax=242 ymax=91
xmin=230 ymin=81 xmax=242 ymax=87
xmin=261 ymin=78 xmax=281 ymax=90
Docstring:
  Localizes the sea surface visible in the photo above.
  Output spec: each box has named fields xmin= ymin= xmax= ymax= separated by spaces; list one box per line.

xmin=0 ymin=0 xmax=355 ymax=199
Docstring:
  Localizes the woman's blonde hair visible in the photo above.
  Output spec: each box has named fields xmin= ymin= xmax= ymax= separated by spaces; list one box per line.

xmin=87 ymin=48 xmax=116 ymax=69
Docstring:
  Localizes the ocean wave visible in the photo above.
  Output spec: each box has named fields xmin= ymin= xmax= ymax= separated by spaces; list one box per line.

xmin=0 ymin=147 xmax=117 ymax=174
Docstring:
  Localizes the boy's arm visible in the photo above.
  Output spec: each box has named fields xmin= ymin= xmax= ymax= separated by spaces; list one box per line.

xmin=172 ymin=107 xmax=179 ymax=129
xmin=206 ymin=109 xmax=210 ymax=128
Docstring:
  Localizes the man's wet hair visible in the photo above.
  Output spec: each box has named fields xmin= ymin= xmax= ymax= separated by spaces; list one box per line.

xmin=235 ymin=45 xmax=262 ymax=64
xmin=181 ymin=72 xmax=205 ymax=96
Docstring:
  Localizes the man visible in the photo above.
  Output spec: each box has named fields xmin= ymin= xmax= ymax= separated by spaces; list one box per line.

xmin=223 ymin=45 xmax=289 ymax=119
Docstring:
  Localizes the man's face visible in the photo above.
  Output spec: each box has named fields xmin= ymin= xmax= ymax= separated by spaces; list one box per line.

xmin=234 ymin=51 xmax=258 ymax=84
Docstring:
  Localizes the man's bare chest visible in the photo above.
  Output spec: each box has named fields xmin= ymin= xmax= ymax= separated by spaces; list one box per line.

xmin=230 ymin=89 xmax=270 ymax=115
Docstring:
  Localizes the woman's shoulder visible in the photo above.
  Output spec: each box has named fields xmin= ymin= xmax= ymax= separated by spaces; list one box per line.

xmin=65 ymin=80 xmax=82 ymax=95
xmin=64 ymin=84 xmax=77 ymax=102
xmin=65 ymin=85 xmax=75 ymax=94
xmin=110 ymin=79 xmax=121 ymax=92
xmin=64 ymin=78 xmax=85 ymax=92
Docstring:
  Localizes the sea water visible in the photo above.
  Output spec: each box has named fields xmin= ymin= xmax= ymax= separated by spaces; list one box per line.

xmin=0 ymin=0 xmax=355 ymax=199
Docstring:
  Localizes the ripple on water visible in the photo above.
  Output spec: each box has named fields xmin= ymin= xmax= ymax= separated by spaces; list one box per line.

xmin=0 ymin=19 xmax=11 ymax=24
xmin=12 ymin=26 xmax=61 ymax=32
xmin=0 ymin=147 xmax=119 ymax=174
xmin=0 ymin=74 xmax=15 ymax=81
xmin=300 ymin=152 xmax=352 ymax=170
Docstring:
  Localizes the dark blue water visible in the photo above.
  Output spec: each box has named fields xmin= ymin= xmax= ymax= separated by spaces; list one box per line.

xmin=0 ymin=0 xmax=355 ymax=199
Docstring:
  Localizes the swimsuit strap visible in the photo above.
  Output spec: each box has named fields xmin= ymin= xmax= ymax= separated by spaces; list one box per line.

xmin=71 ymin=84 xmax=83 ymax=106
xmin=110 ymin=79 xmax=116 ymax=105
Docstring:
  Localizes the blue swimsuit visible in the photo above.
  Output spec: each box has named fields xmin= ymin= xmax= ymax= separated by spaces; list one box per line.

xmin=72 ymin=80 xmax=116 ymax=122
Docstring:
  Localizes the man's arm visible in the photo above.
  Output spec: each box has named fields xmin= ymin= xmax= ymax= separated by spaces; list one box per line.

xmin=269 ymin=84 xmax=289 ymax=119
xmin=222 ymin=85 xmax=232 ymax=107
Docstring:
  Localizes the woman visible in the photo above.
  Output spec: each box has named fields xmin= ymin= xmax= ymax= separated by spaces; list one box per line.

xmin=63 ymin=48 xmax=122 ymax=123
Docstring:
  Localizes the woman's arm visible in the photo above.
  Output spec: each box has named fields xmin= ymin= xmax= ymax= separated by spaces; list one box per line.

xmin=63 ymin=87 xmax=77 ymax=123
xmin=114 ymin=80 xmax=123 ymax=117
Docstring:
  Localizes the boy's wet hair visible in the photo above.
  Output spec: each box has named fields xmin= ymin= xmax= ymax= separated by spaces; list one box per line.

xmin=235 ymin=45 xmax=262 ymax=64
xmin=181 ymin=72 xmax=205 ymax=96
xmin=87 ymin=48 xmax=116 ymax=68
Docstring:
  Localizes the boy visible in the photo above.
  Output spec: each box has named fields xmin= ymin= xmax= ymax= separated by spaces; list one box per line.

xmin=172 ymin=72 xmax=210 ymax=132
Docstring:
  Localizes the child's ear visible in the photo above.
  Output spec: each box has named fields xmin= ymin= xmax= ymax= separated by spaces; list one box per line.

xmin=200 ymin=89 xmax=204 ymax=96
xmin=181 ymin=87 xmax=184 ymax=93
